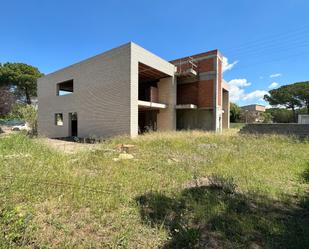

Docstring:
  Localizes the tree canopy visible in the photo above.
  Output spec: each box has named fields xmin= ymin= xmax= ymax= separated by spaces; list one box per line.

xmin=0 ymin=86 xmax=16 ymax=117
xmin=230 ymin=102 xmax=241 ymax=122
xmin=264 ymin=82 xmax=309 ymax=121
xmin=293 ymin=82 xmax=309 ymax=113
xmin=0 ymin=63 xmax=43 ymax=104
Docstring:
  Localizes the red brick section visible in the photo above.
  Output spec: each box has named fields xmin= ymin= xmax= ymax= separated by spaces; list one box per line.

xmin=170 ymin=49 xmax=218 ymax=65
xmin=172 ymin=50 xmax=222 ymax=108
xmin=198 ymin=80 xmax=214 ymax=107
xmin=198 ymin=57 xmax=215 ymax=72
xmin=177 ymin=82 xmax=199 ymax=105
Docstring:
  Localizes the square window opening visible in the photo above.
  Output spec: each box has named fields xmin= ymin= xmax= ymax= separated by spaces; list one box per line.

xmin=55 ymin=113 xmax=63 ymax=126
xmin=57 ymin=79 xmax=73 ymax=96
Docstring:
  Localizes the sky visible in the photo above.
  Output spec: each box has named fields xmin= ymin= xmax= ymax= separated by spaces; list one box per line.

xmin=1 ymin=0 xmax=309 ymax=106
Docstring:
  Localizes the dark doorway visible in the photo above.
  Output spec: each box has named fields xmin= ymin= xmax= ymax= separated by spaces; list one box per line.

xmin=138 ymin=110 xmax=158 ymax=133
xmin=69 ymin=112 xmax=78 ymax=137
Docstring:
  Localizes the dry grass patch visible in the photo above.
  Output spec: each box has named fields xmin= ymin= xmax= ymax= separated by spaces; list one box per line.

xmin=0 ymin=131 xmax=308 ymax=248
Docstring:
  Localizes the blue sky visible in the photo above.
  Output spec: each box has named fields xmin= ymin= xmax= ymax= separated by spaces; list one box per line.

xmin=1 ymin=0 xmax=309 ymax=106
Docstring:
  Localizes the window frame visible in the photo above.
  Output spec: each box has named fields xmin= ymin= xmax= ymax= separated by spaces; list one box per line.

xmin=56 ymin=79 xmax=74 ymax=96
xmin=55 ymin=113 xmax=64 ymax=126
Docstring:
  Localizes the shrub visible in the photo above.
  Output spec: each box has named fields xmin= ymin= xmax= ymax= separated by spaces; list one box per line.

xmin=9 ymin=103 xmax=38 ymax=135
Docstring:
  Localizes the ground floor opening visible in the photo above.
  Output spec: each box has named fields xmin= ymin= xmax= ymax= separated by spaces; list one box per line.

xmin=176 ymin=109 xmax=214 ymax=131
xmin=69 ymin=112 xmax=78 ymax=137
xmin=138 ymin=109 xmax=158 ymax=133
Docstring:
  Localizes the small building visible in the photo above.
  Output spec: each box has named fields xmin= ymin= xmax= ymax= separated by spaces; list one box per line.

xmin=241 ymin=104 xmax=266 ymax=123
xmin=298 ymin=115 xmax=309 ymax=124
xmin=38 ymin=42 xmax=229 ymax=138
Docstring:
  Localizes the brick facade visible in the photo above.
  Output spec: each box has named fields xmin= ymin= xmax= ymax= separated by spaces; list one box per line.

xmin=177 ymin=82 xmax=198 ymax=105
xmin=171 ymin=50 xmax=221 ymax=109
xmin=198 ymin=80 xmax=214 ymax=108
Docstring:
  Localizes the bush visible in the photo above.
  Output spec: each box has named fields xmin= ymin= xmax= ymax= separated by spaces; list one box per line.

xmin=261 ymin=112 xmax=273 ymax=123
xmin=9 ymin=103 xmax=38 ymax=135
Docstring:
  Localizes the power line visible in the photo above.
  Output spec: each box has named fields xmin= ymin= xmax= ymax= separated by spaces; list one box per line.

xmin=225 ymin=50 xmax=309 ymax=72
xmin=222 ymin=24 xmax=309 ymax=55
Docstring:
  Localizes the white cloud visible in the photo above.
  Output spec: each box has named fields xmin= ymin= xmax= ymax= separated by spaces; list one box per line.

xmin=228 ymin=79 xmax=250 ymax=102
xmin=270 ymin=73 xmax=281 ymax=78
xmin=222 ymin=56 xmax=238 ymax=73
xmin=228 ymin=78 xmax=268 ymax=103
xmin=268 ymin=82 xmax=280 ymax=89
xmin=243 ymin=90 xmax=268 ymax=100
xmin=229 ymin=79 xmax=251 ymax=87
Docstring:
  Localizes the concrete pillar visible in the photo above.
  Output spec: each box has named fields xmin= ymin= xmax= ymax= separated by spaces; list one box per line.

xmin=130 ymin=59 xmax=139 ymax=138
xmin=157 ymin=76 xmax=176 ymax=131
xmin=222 ymin=90 xmax=230 ymax=129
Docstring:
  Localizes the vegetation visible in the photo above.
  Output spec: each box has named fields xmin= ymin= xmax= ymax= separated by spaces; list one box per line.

xmin=293 ymin=82 xmax=309 ymax=113
xmin=9 ymin=103 xmax=38 ymax=134
xmin=260 ymin=111 xmax=273 ymax=123
xmin=0 ymin=86 xmax=16 ymax=117
xmin=266 ymin=107 xmax=307 ymax=123
xmin=229 ymin=122 xmax=245 ymax=129
xmin=230 ymin=102 xmax=241 ymax=122
xmin=264 ymin=82 xmax=309 ymax=121
xmin=0 ymin=131 xmax=308 ymax=248
xmin=0 ymin=63 xmax=43 ymax=104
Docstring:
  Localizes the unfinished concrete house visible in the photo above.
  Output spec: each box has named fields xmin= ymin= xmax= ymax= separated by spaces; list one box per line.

xmin=38 ymin=42 xmax=229 ymax=138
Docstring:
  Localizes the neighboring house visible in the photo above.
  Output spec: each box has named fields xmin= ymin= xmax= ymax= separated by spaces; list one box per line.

xmin=298 ymin=115 xmax=309 ymax=124
xmin=38 ymin=42 xmax=229 ymax=138
xmin=241 ymin=104 xmax=266 ymax=123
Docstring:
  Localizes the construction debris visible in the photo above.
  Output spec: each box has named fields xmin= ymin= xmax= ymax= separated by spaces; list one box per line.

xmin=115 ymin=144 xmax=135 ymax=153
xmin=167 ymin=157 xmax=180 ymax=164
xmin=113 ymin=153 xmax=134 ymax=161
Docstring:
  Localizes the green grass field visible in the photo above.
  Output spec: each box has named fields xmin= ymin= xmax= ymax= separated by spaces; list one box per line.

xmin=0 ymin=131 xmax=308 ymax=248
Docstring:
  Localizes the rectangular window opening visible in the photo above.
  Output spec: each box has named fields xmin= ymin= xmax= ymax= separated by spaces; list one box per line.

xmin=55 ymin=113 xmax=63 ymax=126
xmin=57 ymin=79 xmax=74 ymax=96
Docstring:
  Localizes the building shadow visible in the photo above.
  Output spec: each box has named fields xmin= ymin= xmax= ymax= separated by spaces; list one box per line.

xmin=135 ymin=177 xmax=309 ymax=249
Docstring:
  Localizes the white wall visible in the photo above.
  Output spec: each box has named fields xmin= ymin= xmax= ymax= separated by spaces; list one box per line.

xmin=38 ymin=43 xmax=132 ymax=138
xmin=38 ymin=42 xmax=177 ymax=138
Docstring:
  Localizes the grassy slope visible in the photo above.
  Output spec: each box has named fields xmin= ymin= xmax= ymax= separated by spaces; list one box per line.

xmin=0 ymin=131 xmax=308 ymax=248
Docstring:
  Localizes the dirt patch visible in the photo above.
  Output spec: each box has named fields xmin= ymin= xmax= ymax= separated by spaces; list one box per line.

xmin=39 ymin=138 xmax=99 ymax=153
xmin=183 ymin=175 xmax=238 ymax=194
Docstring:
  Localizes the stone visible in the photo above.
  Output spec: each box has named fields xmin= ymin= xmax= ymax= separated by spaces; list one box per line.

xmin=113 ymin=153 xmax=134 ymax=161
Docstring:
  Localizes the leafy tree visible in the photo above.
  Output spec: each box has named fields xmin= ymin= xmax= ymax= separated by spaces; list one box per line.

xmin=261 ymin=112 xmax=273 ymax=123
xmin=266 ymin=108 xmax=294 ymax=123
xmin=230 ymin=102 xmax=241 ymax=122
xmin=0 ymin=86 xmax=16 ymax=117
xmin=264 ymin=84 xmax=301 ymax=122
xmin=0 ymin=63 xmax=43 ymax=104
xmin=293 ymin=82 xmax=309 ymax=114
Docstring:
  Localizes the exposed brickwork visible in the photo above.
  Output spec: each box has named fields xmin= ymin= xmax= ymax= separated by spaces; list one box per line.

xmin=177 ymin=82 xmax=198 ymax=105
xmin=198 ymin=80 xmax=214 ymax=108
xmin=170 ymin=50 xmax=218 ymax=65
xmin=198 ymin=57 xmax=215 ymax=73
xmin=172 ymin=50 xmax=219 ymax=109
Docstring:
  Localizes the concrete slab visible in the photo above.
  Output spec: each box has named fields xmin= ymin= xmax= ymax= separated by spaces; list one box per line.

xmin=138 ymin=100 xmax=167 ymax=109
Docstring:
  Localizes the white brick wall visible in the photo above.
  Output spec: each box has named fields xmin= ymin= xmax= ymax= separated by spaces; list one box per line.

xmin=38 ymin=43 xmax=132 ymax=138
xmin=38 ymin=42 xmax=177 ymax=138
